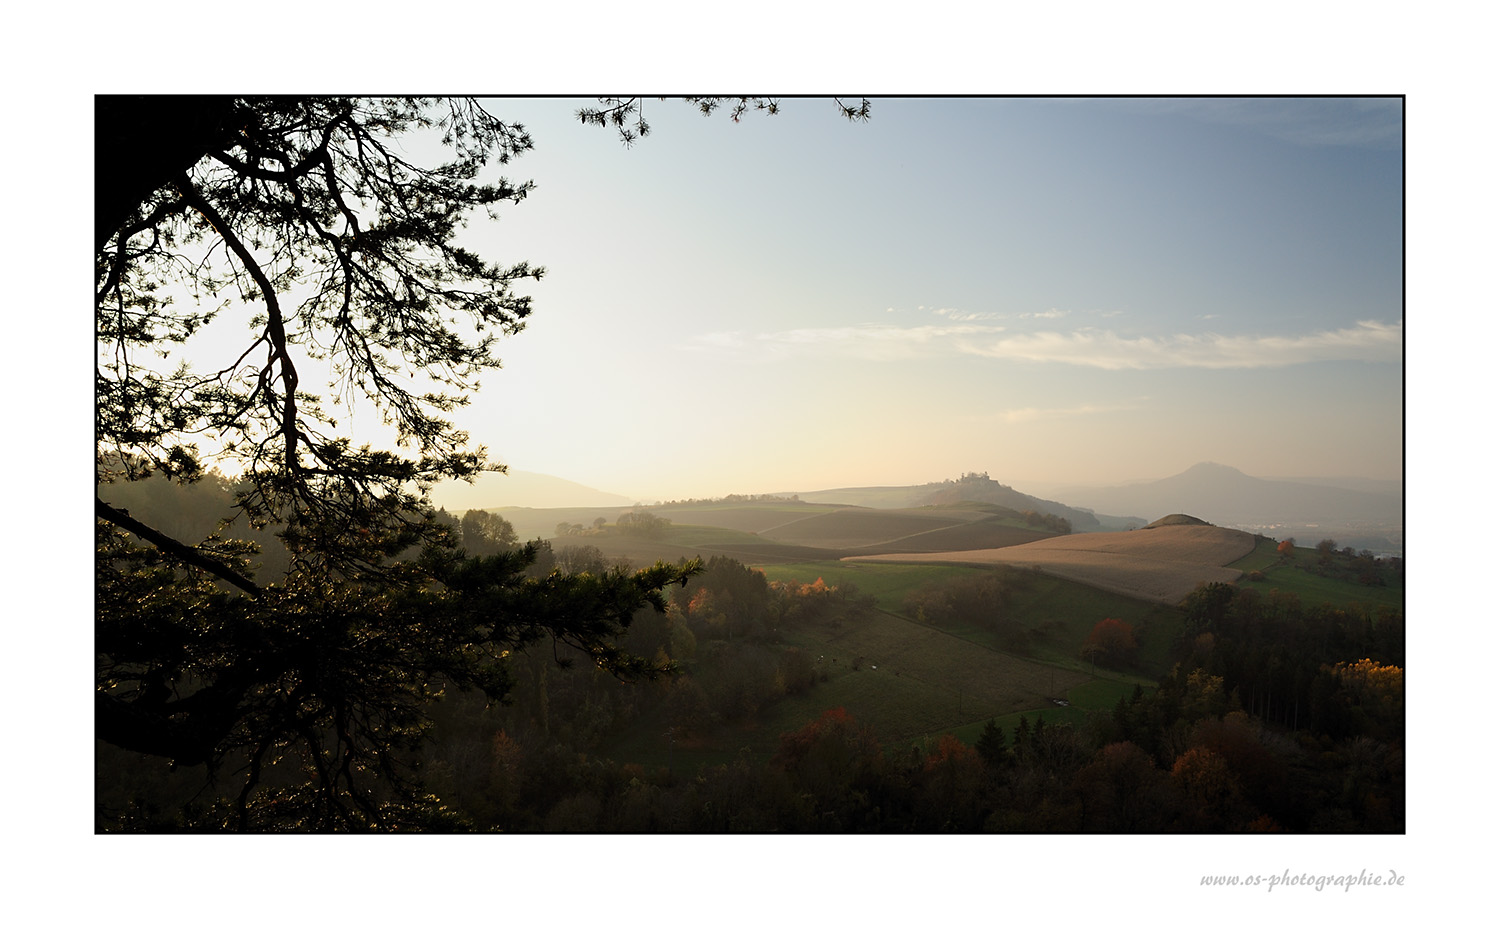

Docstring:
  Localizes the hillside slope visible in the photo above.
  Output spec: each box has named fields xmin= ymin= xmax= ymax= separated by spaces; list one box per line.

xmin=847 ymin=523 xmax=1257 ymax=605
xmin=794 ymin=473 xmax=1144 ymax=532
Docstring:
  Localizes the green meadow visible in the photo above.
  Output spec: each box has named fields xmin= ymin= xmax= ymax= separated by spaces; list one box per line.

xmin=1230 ymin=538 xmax=1404 ymax=610
xmin=758 ymin=559 xmax=1183 ymax=678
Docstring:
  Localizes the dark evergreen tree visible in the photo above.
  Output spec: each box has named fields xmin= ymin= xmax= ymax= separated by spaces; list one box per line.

xmin=975 ymin=717 xmax=1010 ymax=768
xmin=97 ymin=97 xmax=776 ymax=829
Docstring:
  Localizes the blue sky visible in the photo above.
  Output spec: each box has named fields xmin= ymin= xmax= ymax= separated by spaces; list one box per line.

xmin=425 ymin=97 xmax=1402 ymax=502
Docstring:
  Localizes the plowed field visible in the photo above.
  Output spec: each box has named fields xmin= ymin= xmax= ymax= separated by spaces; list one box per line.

xmin=759 ymin=508 xmax=972 ymax=549
xmin=845 ymin=524 xmax=1258 ymax=604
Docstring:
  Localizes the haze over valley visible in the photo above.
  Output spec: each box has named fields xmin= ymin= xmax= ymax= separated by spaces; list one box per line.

xmin=432 ymin=460 xmax=1403 ymax=555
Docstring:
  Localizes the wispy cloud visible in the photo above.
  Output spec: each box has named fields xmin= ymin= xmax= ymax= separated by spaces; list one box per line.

xmin=692 ymin=319 xmax=1401 ymax=369
xmin=932 ymin=306 xmax=1007 ymax=322
xmin=959 ymin=320 xmax=1402 ymax=369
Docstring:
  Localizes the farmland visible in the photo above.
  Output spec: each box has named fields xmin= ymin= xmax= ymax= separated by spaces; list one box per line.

xmin=474 ymin=501 xmax=1392 ymax=775
xmin=845 ymin=523 xmax=1258 ymax=604
xmin=546 ymin=524 xmax=835 ymax=566
xmin=761 ymin=559 xmax=1184 ymax=674
xmin=513 ymin=499 xmax=1068 ymax=566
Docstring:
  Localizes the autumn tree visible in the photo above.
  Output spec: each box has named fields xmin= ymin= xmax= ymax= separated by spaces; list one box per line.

xmin=1180 ymin=669 xmax=1231 ymax=721
xmin=772 ymin=707 xmax=888 ymax=829
xmin=1324 ymin=659 xmax=1404 ymax=739
xmin=913 ymin=735 xmax=988 ymax=830
xmin=1185 ymin=713 xmax=1291 ymax=821
xmin=1170 ymin=746 xmax=1247 ymax=829
xmin=1072 ymin=741 xmax=1177 ymax=832
xmin=901 ymin=569 xmax=1024 ymax=648
xmin=1081 ymin=617 xmax=1138 ymax=669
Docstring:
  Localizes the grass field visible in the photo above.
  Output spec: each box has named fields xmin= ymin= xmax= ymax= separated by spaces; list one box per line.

xmin=758 ymin=508 xmax=975 ymax=548
xmin=1230 ymin=538 xmax=1405 ymax=610
xmin=995 ymin=571 xmax=1186 ymax=673
xmin=756 ymin=560 xmax=992 ymax=611
xmin=940 ymin=676 xmax=1141 ymax=747
xmin=597 ymin=600 xmax=1095 ymax=771
xmin=759 ymin=558 xmax=1185 ymax=678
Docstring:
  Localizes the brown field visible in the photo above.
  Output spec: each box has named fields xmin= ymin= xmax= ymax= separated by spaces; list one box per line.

xmin=759 ymin=508 xmax=976 ymax=549
xmin=647 ymin=503 xmax=843 ymax=534
xmin=852 ymin=519 xmax=1054 ymax=554
xmin=845 ymin=524 xmax=1258 ymax=605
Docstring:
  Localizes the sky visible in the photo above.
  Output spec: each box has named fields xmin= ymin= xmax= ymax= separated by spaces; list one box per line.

xmin=407 ymin=97 xmax=1403 ymax=503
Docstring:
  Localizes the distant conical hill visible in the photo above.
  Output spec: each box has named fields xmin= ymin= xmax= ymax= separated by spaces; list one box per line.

xmin=1144 ymin=514 xmax=1212 ymax=528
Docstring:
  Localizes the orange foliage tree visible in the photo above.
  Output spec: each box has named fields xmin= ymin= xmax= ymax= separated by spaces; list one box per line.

xmin=1081 ymin=617 xmax=1138 ymax=668
xmin=914 ymin=735 xmax=987 ymax=829
xmin=773 ymin=707 xmax=888 ymax=828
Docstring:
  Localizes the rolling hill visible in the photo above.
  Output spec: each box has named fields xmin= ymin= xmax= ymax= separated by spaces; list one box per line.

xmin=790 ymin=473 xmax=1145 ymax=532
xmin=516 ymin=500 xmax=1067 ymax=565
xmin=439 ymin=463 xmax=1401 ymax=558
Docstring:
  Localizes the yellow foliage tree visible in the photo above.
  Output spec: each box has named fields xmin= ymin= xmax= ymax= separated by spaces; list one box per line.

xmin=1327 ymin=659 xmax=1404 ymax=737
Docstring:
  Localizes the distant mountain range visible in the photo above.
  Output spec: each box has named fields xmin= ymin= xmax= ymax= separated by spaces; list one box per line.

xmin=1052 ymin=462 xmax=1400 ymax=524
xmin=1046 ymin=462 xmax=1403 ymax=553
